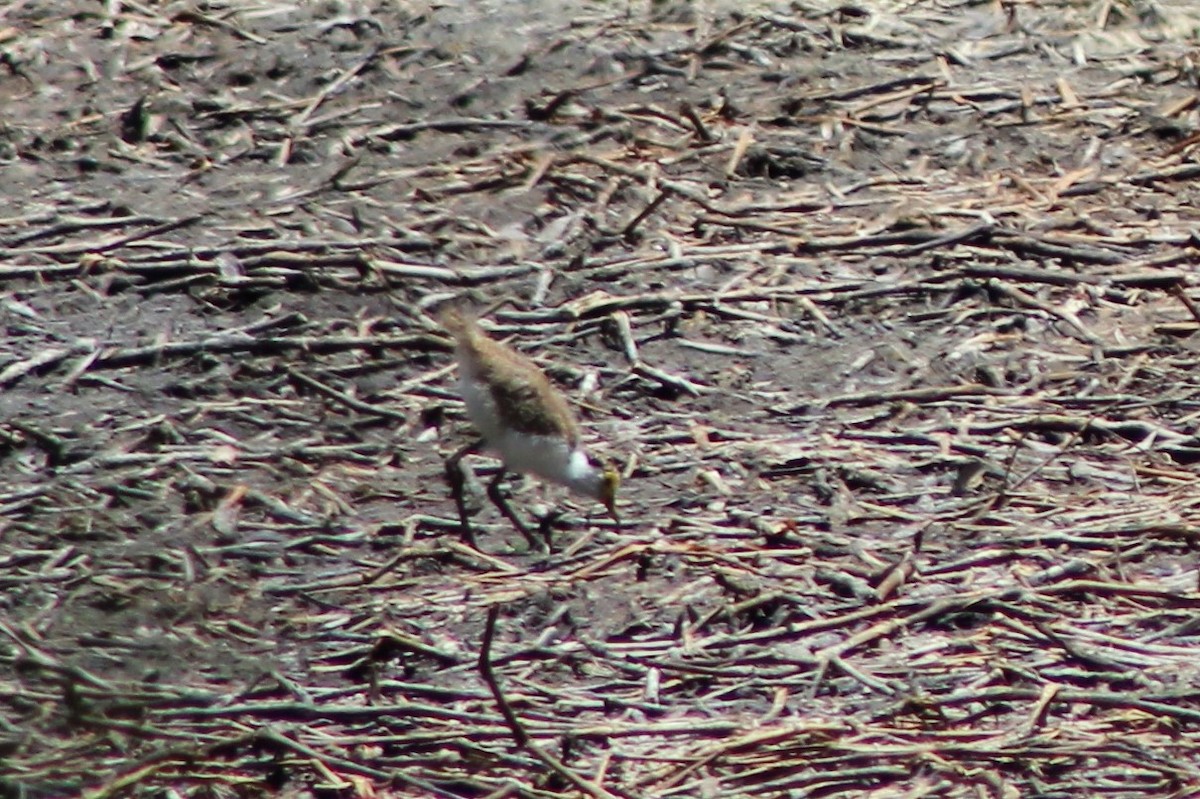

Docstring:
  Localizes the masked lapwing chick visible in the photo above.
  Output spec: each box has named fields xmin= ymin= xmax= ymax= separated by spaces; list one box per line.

xmin=440 ymin=308 xmax=620 ymax=548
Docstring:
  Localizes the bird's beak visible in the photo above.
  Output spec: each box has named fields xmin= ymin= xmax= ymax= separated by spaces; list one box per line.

xmin=600 ymin=464 xmax=621 ymax=529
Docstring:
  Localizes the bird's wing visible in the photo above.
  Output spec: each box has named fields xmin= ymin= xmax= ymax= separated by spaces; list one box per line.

xmin=477 ymin=339 xmax=580 ymax=442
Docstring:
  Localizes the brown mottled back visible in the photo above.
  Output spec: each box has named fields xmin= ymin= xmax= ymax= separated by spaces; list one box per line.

xmin=440 ymin=308 xmax=580 ymax=444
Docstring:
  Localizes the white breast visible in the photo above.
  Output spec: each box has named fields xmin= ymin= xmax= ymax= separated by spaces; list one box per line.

xmin=457 ymin=369 xmax=601 ymax=499
xmin=491 ymin=429 xmax=574 ymax=482
xmin=458 ymin=371 xmax=505 ymax=442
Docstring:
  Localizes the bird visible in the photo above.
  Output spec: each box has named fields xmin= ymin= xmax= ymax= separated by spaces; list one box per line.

xmin=439 ymin=308 xmax=620 ymax=548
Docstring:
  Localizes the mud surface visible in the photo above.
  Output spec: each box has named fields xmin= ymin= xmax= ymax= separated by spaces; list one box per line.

xmin=5 ymin=1 xmax=1200 ymax=796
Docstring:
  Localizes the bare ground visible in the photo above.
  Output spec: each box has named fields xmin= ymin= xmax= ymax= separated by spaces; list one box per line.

xmin=4 ymin=0 xmax=1200 ymax=796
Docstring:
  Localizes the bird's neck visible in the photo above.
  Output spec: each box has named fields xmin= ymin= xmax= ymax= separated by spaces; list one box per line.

xmin=563 ymin=449 xmax=603 ymax=499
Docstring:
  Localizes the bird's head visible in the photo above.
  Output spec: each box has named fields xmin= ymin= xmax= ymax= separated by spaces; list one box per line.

xmin=599 ymin=461 xmax=621 ymax=526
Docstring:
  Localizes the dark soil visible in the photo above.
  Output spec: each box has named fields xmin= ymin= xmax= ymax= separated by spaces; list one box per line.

xmin=5 ymin=1 xmax=1200 ymax=797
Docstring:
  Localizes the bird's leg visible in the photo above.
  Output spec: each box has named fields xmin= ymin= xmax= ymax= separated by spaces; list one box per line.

xmin=486 ymin=468 xmax=544 ymax=551
xmin=536 ymin=508 xmax=564 ymax=551
xmin=445 ymin=438 xmax=483 ymax=549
